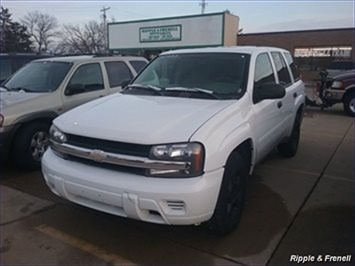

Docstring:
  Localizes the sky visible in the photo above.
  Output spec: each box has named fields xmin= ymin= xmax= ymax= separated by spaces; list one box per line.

xmin=2 ymin=0 xmax=354 ymax=33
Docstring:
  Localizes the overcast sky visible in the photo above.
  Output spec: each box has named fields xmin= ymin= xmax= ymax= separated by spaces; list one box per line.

xmin=2 ymin=0 xmax=354 ymax=33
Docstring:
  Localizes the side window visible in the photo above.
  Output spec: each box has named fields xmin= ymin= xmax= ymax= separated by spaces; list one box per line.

xmin=129 ymin=60 xmax=147 ymax=73
xmin=104 ymin=61 xmax=132 ymax=88
xmin=254 ymin=53 xmax=276 ymax=90
xmin=271 ymin=52 xmax=292 ymax=86
xmin=284 ymin=52 xmax=300 ymax=81
xmin=66 ymin=63 xmax=104 ymax=95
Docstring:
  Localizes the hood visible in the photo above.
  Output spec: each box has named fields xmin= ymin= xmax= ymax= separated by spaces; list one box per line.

xmin=333 ymin=70 xmax=355 ymax=80
xmin=0 ymin=89 xmax=46 ymax=109
xmin=55 ymin=94 xmax=234 ymax=144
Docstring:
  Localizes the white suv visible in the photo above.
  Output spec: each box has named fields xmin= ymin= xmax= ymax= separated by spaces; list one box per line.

xmin=0 ymin=55 xmax=147 ymax=169
xmin=42 ymin=47 xmax=305 ymax=234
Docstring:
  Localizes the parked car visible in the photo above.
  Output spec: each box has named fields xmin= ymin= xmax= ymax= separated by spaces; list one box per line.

xmin=0 ymin=53 xmax=53 ymax=83
xmin=0 ymin=55 xmax=148 ymax=169
xmin=322 ymin=70 xmax=355 ymax=116
xmin=326 ymin=60 xmax=354 ymax=78
xmin=42 ymin=47 xmax=305 ymax=235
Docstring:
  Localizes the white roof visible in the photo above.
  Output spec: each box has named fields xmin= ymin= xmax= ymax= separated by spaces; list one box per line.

xmin=161 ymin=46 xmax=290 ymax=56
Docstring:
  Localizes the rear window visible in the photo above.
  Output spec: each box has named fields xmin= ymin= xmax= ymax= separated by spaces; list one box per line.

xmin=129 ymin=60 xmax=147 ymax=73
xmin=284 ymin=52 xmax=300 ymax=81
xmin=271 ymin=52 xmax=292 ymax=86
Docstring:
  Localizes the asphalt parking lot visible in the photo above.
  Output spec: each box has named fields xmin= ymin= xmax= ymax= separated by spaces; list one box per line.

xmin=1 ymin=106 xmax=354 ymax=266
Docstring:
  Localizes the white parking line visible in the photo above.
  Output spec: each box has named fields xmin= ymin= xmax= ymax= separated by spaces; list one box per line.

xmin=36 ymin=224 xmax=135 ymax=265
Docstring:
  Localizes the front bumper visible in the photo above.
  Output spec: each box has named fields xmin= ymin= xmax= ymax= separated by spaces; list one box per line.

xmin=42 ymin=148 xmax=224 ymax=225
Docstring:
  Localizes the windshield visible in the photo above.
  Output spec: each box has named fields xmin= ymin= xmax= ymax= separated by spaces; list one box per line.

xmin=130 ymin=53 xmax=250 ymax=99
xmin=4 ymin=61 xmax=72 ymax=93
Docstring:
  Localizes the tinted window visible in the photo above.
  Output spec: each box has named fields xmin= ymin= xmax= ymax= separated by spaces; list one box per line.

xmin=254 ymin=53 xmax=275 ymax=89
xmin=104 ymin=61 xmax=132 ymax=88
xmin=133 ymin=53 xmax=250 ymax=99
xmin=4 ymin=61 xmax=71 ymax=92
xmin=67 ymin=63 xmax=104 ymax=94
xmin=129 ymin=60 xmax=147 ymax=73
xmin=271 ymin=52 xmax=292 ymax=86
xmin=284 ymin=52 xmax=300 ymax=81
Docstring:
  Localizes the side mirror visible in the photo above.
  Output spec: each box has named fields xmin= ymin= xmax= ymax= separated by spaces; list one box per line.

xmin=254 ymin=83 xmax=285 ymax=103
xmin=65 ymin=84 xmax=85 ymax=96
xmin=121 ymin=79 xmax=131 ymax=89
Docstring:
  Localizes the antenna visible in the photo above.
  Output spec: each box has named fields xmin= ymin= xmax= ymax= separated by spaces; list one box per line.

xmin=199 ymin=0 xmax=207 ymax=14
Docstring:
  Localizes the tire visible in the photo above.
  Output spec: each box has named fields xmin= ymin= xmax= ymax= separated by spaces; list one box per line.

xmin=278 ymin=114 xmax=301 ymax=158
xmin=204 ymin=151 xmax=248 ymax=235
xmin=343 ymin=91 xmax=355 ymax=117
xmin=13 ymin=122 xmax=50 ymax=170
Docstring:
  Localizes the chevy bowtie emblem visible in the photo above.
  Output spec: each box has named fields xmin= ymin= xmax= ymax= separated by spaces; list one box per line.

xmin=89 ymin=149 xmax=107 ymax=162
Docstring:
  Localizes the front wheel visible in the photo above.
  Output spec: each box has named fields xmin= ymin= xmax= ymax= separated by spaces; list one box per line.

xmin=204 ymin=151 xmax=248 ymax=235
xmin=343 ymin=91 xmax=355 ymax=117
xmin=13 ymin=122 xmax=50 ymax=170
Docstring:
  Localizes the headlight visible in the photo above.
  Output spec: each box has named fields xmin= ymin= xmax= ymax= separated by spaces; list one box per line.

xmin=49 ymin=125 xmax=67 ymax=144
xmin=331 ymin=81 xmax=343 ymax=89
xmin=0 ymin=114 xmax=3 ymax=127
xmin=147 ymin=142 xmax=204 ymax=178
xmin=49 ymin=125 xmax=67 ymax=158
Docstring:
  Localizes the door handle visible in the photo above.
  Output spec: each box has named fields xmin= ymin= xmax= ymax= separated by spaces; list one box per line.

xmin=99 ymin=95 xmax=104 ymax=98
xmin=293 ymin=92 xmax=297 ymax=98
xmin=277 ymin=101 xmax=283 ymax=109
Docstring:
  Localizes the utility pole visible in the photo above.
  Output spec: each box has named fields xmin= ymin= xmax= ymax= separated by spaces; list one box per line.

xmin=100 ymin=6 xmax=110 ymax=53
xmin=199 ymin=0 xmax=207 ymax=14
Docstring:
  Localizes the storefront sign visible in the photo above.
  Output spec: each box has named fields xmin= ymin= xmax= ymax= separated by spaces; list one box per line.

xmin=140 ymin=25 xmax=182 ymax=42
xmin=295 ymin=47 xmax=352 ymax=58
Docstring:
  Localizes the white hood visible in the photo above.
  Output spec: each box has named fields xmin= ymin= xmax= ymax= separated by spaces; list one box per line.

xmin=55 ymin=94 xmax=234 ymax=144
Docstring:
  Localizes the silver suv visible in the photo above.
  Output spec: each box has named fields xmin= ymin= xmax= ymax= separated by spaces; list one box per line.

xmin=0 ymin=55 xmax=148 ymax=169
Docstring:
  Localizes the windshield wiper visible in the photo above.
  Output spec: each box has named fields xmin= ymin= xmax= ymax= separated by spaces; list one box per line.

xmin=123 ymin=84 xmax=164 ymax=95
xmin=166 ymin=87 xmax=221 ymax=99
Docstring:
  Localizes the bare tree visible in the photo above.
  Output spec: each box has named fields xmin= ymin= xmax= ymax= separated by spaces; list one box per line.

xmin=56 ymin=20 xmax=105 ymax=55
xmin=21 ymin=11 xmax=59 ymax=54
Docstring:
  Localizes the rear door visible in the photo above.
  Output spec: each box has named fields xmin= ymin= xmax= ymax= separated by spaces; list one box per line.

xmin=62 ymin=62 xmax=108 ymax=111
xmin=252 ymin=53 xmax=286 ymax=161
xmin=270 ymin=51 xmax=295 ymax=133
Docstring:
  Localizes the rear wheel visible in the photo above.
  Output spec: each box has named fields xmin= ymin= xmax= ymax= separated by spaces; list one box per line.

xmin=204 ymin=151 xmax=248 ymax=235
xmin=343 ymin=91 xmax=355 ymax=117
xmin=278 ymin=114 xmax=301 ymax=158
xmin=13 ymin=122 xmax=50 ymax=170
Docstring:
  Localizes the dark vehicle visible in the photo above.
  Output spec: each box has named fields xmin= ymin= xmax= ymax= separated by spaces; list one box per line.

xmin=326 ymin=60 xmax=354 ymax=77
xmin=0 ymin=53 xmax=53 ymax=83
xmin=307 ymin=70 xmax=355 ymax=116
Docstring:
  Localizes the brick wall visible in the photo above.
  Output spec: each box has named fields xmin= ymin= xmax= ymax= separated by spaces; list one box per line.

xmin=237 ymin=28 xmax=355 ymax=60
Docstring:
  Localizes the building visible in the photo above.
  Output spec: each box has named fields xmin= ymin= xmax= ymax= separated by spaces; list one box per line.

xmin=108 ymin=12 xmax=239 ymax=59
xmin=238 ymin=28 xmax=355 ymax=72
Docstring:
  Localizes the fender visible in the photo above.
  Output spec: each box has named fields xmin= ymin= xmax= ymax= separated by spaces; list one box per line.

xmin=189 ymin=96 xmax=256 ymax=174
xmin=13 ymin=111 xmax=59 ymax=125
xmin=345 ymin=84 xmax=355 ymax=92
